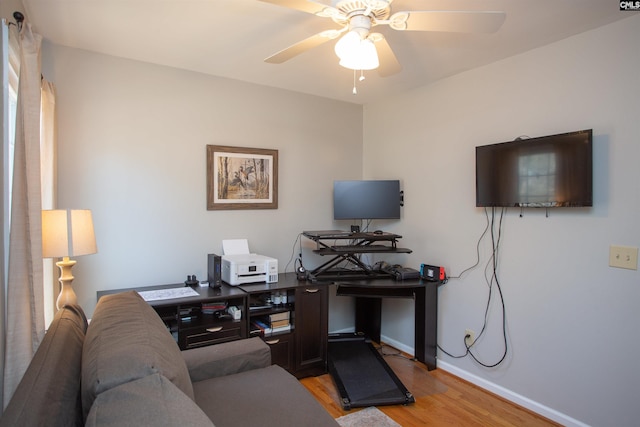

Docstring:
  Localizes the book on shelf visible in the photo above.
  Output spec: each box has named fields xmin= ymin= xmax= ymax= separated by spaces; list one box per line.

xmin=271 ymin=324 xmax=292 ymax=334
xmin=260 ymin=324 xmax=291 ymax=335
xmin=251 ymin=319 xmax=270 ymax=336
xmin=270 ymin=319 xmax=290 ymax=329
xmin=256 ymin=313 xmax=290 ymax=327
xmin=268 ymin=311 xmax=290 ymax=322
xmin=202 ymin=302 xmax=227 ymax=314
xmin=251 ymin=318 xmax=292 ymax=336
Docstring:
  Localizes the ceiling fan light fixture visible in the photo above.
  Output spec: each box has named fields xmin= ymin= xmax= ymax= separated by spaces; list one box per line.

xmin=334 ymin=30 xmax=360 ymax=59
xmin=335 ymin=32 xmax=379 ymax=70
xmin=261 ymin=0 xmax=506 ymax=80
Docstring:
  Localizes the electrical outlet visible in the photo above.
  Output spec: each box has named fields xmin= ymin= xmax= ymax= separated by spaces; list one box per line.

xmin=609 ymin=245 xmax=638 ymax=270
xmin=465 ymin=329 xmax=475 ymax=347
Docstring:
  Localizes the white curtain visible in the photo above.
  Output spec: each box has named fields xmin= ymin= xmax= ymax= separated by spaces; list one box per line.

xmin=2 ymin=22 xmax=45 ymax=408
xmin=41 ymin=81 xmax=57 ymax=324
xmin=0 ymin=19 xmax=10 ymax=411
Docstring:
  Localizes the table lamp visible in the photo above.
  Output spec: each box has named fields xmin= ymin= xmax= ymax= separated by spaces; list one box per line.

xmin=42 ymin=209 xmax=97 ymax=310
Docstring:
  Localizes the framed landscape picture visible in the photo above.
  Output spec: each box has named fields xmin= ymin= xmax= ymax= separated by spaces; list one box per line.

xmin=207 ymin=145 xmax=278 ymax=210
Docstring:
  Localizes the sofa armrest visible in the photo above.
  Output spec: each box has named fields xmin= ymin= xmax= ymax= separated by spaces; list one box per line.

xmin=1 ymin=304 xmax=88 ymax=427
xmin=181 ymin=337 xmax=271 ymax=382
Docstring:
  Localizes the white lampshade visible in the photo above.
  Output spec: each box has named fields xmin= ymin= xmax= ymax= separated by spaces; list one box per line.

xmin=42 ymin=209 xmax=97 ymax=258
xmin=335 ymin=32 xmax=379 ymax=71
xmin=334 ymin=31 xmax=361 ymax=60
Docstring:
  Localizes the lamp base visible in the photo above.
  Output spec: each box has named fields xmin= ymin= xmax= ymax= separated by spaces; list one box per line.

xmin=56 ymin=257 xmax=77 ymax=310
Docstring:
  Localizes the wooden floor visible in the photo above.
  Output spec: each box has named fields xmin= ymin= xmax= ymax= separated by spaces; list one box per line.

xmin=300 ymin=343 xmax=561 ymax=426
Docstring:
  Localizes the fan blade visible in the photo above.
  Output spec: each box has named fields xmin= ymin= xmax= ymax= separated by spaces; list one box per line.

xmin=265 ymin=29 xmax=342 ymax=64
xmin=390 ymin=11 xmax=506 ymax=33
xmin=258 ymin=0 xmax=339 ymax=17
xmin=373 ymin=35 xmax=402 ymax=77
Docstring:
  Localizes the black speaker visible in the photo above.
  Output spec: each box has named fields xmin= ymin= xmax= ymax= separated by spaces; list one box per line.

xmin=208 ymin=254 xmax=222 ymax=289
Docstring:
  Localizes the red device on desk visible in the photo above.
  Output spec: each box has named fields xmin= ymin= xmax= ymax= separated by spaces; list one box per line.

xmin=420 ymin=264 xmax=445 ymax=282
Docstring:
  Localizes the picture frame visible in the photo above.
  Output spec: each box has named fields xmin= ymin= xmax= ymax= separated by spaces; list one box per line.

xmin=207 ymin=145 xmax=278 ymax=210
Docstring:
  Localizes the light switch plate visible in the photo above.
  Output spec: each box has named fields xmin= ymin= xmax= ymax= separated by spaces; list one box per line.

xmin=609 ymin=245 xmax=638 ymax=270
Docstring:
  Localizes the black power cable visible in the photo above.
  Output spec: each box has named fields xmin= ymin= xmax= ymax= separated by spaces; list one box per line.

xmin=284 ymin=232 xmax=303 ymax=274
xmin=437 ymin=207 xmax=509 ymax=367
xmin=466 ymin=207 xmax=508 ymax=367
xmin=446 ymin=209 xmax=491 ymax=280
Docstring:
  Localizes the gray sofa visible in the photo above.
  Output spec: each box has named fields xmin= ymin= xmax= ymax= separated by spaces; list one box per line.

xmin=1 ymin=290 xmax=339 ymax=427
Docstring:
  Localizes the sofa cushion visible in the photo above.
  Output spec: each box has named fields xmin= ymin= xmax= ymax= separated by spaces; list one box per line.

xmin=182 ymin=336 xmax=271 ymax=382
xmin=193 ymin=365 xmax=339 ymax=427
xmin=82 ymin=291 xmax=194 ymax=420
xmin=85 ymin=373 xmax=214 ymax=427
xmin=0 ymin=304 xmax=88 ymax=427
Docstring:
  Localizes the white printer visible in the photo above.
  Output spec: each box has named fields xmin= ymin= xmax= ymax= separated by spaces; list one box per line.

xmin=221 ymin=253 xmax=278 ymax=286
xmin=220 ymin=239 xmax=278 ymax=286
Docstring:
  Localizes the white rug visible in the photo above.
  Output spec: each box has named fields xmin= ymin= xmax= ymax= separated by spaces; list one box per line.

xmin=336 ymin=406 xmax=402 ymax=427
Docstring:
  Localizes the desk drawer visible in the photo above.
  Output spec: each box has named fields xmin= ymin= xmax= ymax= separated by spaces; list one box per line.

xmin=180 ymin=322 xmax=244 ymax=349
xmin=262 ymin=332 xmax=294 ymax=373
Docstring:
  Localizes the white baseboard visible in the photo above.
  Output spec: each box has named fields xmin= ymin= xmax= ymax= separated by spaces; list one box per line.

xmin=437 ymin=361 xmax=588 ymax=427
xmin=379 ymin=335 xmax=414 ymax=356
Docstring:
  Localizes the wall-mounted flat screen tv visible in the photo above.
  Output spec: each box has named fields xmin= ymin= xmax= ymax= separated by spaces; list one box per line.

xmin=476 ymin=129 xmax=593 ymax=208
xmin=334 ymin=180 xmax=402 ymax=220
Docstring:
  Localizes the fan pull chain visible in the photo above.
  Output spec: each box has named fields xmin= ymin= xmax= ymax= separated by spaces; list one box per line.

xmin=352 ymin=70 xmax=357 ymax=95
xmin=352 ymin=70 xmax=367 ymax=95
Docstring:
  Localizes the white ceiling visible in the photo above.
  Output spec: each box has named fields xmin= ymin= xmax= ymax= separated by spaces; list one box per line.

xmin=20 ymin=0 xmax=637 ymax=105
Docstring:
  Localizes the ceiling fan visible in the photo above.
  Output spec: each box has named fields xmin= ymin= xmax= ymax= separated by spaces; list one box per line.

xmin=260 ymin=0 xmax=506 ymax=77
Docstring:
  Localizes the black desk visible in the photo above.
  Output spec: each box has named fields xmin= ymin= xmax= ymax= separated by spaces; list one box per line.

xmin=327 ymin=278 xmax=438 ymax=371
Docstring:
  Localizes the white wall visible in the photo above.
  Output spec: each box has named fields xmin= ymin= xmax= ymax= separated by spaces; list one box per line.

xmin=41 ymin=44 xmax=362 ymax=333
xmin=364 ymin=15 xmax=640 ymax=427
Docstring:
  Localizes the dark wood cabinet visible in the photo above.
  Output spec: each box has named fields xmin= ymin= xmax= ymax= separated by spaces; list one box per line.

xmin=294 ymin=284 xmax=328 ymax=377
xmin=263 ymin=332 xmax=294 ymax=372
xmin=240 ymin=274 xmax=328 ymax=378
